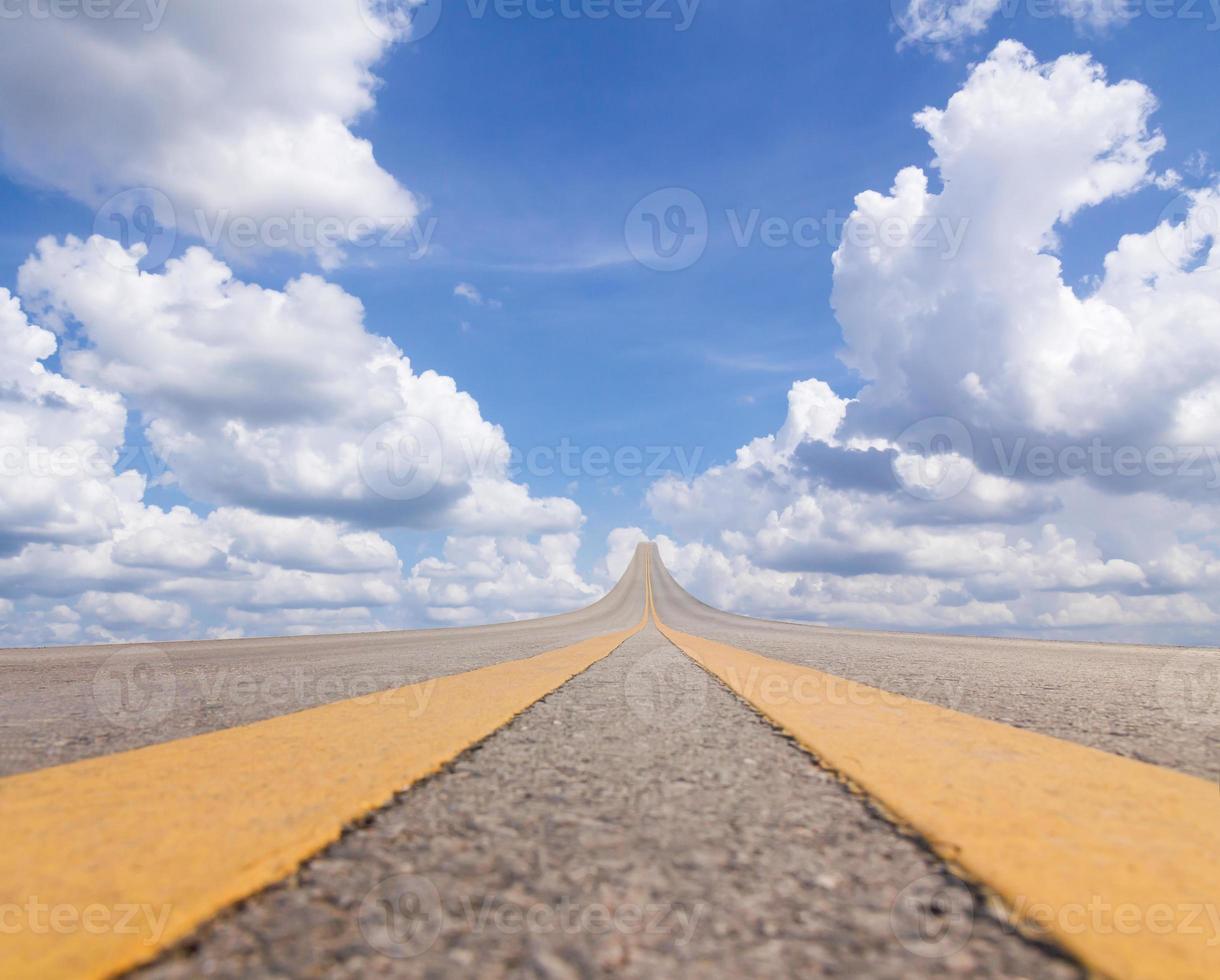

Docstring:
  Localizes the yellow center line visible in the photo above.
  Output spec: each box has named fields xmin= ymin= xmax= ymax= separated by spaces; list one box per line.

xmin=646 ymin=556 xmax=1220 ymax=980
xmin=0 ymin=598 xmax=647 ymax=980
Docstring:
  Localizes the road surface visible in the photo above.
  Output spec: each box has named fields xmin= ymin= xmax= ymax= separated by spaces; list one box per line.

xmin=0 ymin=544 xmax=1215 ymax=979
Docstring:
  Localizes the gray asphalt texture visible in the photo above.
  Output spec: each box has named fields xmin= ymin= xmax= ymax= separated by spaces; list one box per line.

xmin=138 ymin=626 xmax=1079 ymax=979
xmin=650 ymin=554 xmax=1219 ymax=781
xmin=6 ymin=543 xmax=1205 ymax=977
xmin=0 ymin=558 xmax=646 ymax=778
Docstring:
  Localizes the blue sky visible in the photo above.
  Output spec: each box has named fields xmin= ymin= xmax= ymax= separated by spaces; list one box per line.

xmin=1 ymin=1 xmax=1219 ymax=644
xmin=3 ymin=3 xmax=1216 ymax=523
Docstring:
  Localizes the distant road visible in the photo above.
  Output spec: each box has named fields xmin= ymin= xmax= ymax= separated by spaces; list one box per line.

xmin=2 ymin=545 xmax=1216 ymax=979
xmin=651 ymin=554 xmax=1215 ymax=780
xmin=0 ymin=557 xmax=645 ymax=777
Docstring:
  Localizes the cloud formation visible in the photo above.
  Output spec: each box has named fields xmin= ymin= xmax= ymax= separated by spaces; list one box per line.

xmin=632 ymin=43 xmax=1220 ymax=643
xmin=0 ymin=1 xmax=421 ymax=267
xmin=895 ymin=0 xmax=1137 ymax=50
xmin=0 ymin=238 xmax=599 ymax=646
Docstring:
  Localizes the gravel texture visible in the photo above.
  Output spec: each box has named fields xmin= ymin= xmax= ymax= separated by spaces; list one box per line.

xmin=138 ymin=628 xmax=1080 ymax=979
xmin=0 ymin=556 xmax=647 ymax=777
xmin=650 ymin=551 xmax=1219 ymax=782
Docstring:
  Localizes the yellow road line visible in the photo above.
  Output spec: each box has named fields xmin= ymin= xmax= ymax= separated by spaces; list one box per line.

xmin=649 ymin=595 xmax=1220 ymax=979
xmin=0 ymin=608 xmax=645 ymax=980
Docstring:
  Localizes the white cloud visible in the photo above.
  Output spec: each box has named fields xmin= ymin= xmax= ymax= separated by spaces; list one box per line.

xmin=405 ymin=533 xmax=604 ymax=625
xmin=638 ymin=43 xmax=1220 ymax=644
xmin=0 ymin=237 xmax=601 ymax=646
xmin=454 ymin=282 xmax=503 ymax=309
xmin=895 ymin=0 xmax=1137 ymax=50
xmin=0 ymin=287 xmax=134 ymax=557
xmin=454 ymin=282 xmax=483 ymax=304
xmin=78 ymin=591 xmax=191 ymax=632
xmin=17 ymin=236 xmax=580 ymax=536
xmin=833 ymin=43 xmax=1215 ymax=483
xmin=0 ymin=1 xmax=419 ymax=267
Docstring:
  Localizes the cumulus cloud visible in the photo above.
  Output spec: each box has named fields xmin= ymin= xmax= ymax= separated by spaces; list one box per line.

xmin=636 ymin=43 xmax=1220 ymax=644
xmin=895 ymin=0 xmax=1137 ymax=50
xmin=17 ymin=236 xmax=581 ymax=535
xmin=0 ymin=237 xmax=600 ymax=646
xmin=406 ymin=534 xmax=604 ymax=625
xmin=0 ymin=1 xmax=421 ymax=267
xmin=0 ymin=287 xmax=133 ymax=557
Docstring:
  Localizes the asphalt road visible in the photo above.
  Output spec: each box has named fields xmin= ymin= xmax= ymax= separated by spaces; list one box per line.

xmin=650 ymin=554 xmax=1218 ymax=781
xmin=0 ymin=555 xmax=645 ymax=778
xmin=139 ymin=626 xmax=1078 ymax=979
xmin=4 ymin=543 xmax=1213 ymax=977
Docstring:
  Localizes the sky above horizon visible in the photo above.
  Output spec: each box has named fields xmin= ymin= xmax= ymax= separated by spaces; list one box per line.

xmin=1 ymin=0 xmax=1219 ymax=646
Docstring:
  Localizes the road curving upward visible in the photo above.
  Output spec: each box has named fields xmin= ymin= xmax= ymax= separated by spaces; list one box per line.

xmin=1 ymin=543 xmax=1216 ymax=979
xmin=0 ymin=550 xmax=648 ymax=778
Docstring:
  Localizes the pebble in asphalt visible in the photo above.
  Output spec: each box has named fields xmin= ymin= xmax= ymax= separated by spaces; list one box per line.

xmin=139 ymin=628 xmax=1081 ymax=979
